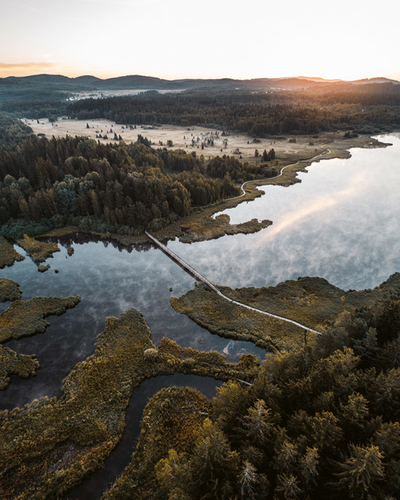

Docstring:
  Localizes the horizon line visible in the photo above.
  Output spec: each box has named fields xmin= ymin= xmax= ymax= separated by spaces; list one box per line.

xmin=1 ymin=72 xmax=399 ymax=84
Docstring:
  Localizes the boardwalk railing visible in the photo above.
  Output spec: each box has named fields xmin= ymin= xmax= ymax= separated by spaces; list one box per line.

xmin=145 ymin=231 xmax=220 ymax=294
xmin=145 ymin=231 xmax=322 ymax=336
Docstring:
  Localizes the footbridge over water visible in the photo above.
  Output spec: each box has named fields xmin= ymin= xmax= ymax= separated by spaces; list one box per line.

xmin=145 ymin=231 xmax=322 ymax=336
xmin=145 ymin=231 xmax=221 ymax=294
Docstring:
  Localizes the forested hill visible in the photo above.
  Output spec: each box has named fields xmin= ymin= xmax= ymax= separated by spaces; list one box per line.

xmin=1 ymin=73 xmax=399 ymax=125
xmin=0 ymin=134 xmax=278 ymax=238
xmin=1 ymin=74 xmax=399 ymax=93
xmin=68 ymin=84 xmax=400 ymax=136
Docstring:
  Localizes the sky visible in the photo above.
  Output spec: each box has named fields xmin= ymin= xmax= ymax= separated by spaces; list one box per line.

xmin=0 ymin=0 xmax=399 ymax=81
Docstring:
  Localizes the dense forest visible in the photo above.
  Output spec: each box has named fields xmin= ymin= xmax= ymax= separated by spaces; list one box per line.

xmin=0 ymin=112 xmax=34 ymax=149
xmin=2 ymin=75 xmax=399 ymax=133
xmin=104 ymin=291 xmax=400 ymax=500
xmin=67 ymin=83 xmax=400 ymax=136
xmin=0 ymin=131 xmax=278 ymax=238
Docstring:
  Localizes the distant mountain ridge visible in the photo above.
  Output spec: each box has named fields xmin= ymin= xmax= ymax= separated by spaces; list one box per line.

xmin=1 ymin=73 xmax=399 ymax=93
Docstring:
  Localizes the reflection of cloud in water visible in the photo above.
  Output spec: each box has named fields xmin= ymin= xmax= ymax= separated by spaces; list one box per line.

xmin=172 ymin=143 xmax=400 ymax=292
xmin=0 ymin=241 xmax=227 ymax=410
xmin=260 ymin=176 xmax=366 ymax=241
xmin=1 ymin=135 xmax=400 ymax=410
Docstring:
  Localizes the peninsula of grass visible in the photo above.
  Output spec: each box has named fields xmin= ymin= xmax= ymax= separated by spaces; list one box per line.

xmin=0 ymin=295 xmax=81 ymax=344
xmin=0 ymin=305 xmax=261 ymax=499
xmin=221 ymin=273 xmax=400 ymax=326
xmin=171 ymin=283 xmax=311 ymax=352
xmin=0 ymin=345 xmax=39 ymax=390
xmin=101 ymin=386 xmax=211 ymax=500
xmin=179 ymin=214 xmax=272 ymax=243
xmin=171 ymin=273 xmax=400 ymax=352
xmin=0 ymin=278 xmax=21 ymax=302
xmin=0 ymin=236 xmax=24 ymax=269
xmin=16 ymin=234 xmax=60 ymax=263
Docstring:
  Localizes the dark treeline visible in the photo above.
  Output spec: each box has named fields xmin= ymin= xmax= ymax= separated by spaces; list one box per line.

xmin=151 ymin=295 xmax=400 ymax=500
xmin=67 ymin=84 xmax=400 ymax=136
xmin=0 ymin=134 xmax=277 ymax=237
xmin=0 ymin=85 xmax=69 ymax=119
xmin=1 ymin=99 xmax=67 ymax=120
xmin=301 ymin=82 xmax=400 ymax=106
xmin=0 ymin=112 xmax=34 ymax=150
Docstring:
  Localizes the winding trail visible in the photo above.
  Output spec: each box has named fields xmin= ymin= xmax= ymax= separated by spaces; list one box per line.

xmin=145 ymin=231 xmax=322 ymax=335
xmin=146 ymin=150 xmax=336 ymax=337
xmin=224 ymin=148 xmax=332 ymax=204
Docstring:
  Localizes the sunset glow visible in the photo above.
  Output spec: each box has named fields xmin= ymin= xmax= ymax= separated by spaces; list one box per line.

xmin=1 ymin=0 xmax=398 ymax=81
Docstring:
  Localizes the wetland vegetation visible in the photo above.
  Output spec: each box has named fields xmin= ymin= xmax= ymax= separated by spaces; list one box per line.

xmin=1 ymin=268 xmax=400 ymax=499
xmin=0 ymin=235 xmax=24 ymax=268
xmin=0 ymin=278 xmax=21 ymax=302
xmin=16 ymin=234 xmax=60 ymax=263
xmin=0 ymin=292 xmax=80 ymax=390
xmin=0 ymin=295 xmax=260 ymax=499
xmin=1 ymin=79 xmax=400 ymax=499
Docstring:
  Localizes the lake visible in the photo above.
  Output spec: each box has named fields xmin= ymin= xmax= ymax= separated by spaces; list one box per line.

xmin=1 ymin=133 xmax=399 ymax=498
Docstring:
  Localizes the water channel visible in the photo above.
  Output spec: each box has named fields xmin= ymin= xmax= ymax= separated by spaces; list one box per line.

xmin=1 ymin=133 xmax=399 ymax=498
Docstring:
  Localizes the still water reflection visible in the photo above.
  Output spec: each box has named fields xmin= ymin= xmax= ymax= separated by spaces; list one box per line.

xmin=1 ymin=134 xmax=399 ymax=498
xmin=0 ymin=238 xmax=262 ymax=410
xmin=179 ymin=134 xmax=400 ymax=291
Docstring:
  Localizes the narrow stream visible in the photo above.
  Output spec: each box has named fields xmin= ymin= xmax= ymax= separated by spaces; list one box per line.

xmin=67 ymin=374 xmax=223 ymax=500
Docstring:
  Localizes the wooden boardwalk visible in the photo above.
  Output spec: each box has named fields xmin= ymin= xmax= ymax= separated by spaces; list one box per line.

xmin=145 ymin=231 xmax=221 ymax=294
xmin=145 ymin=231 xmax=322 ymax=335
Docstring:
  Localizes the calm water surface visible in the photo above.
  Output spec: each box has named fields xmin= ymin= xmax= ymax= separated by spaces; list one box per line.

xmin=178 ymin=134 xmax=400 ymax=291
xmin=1 ymin=133 xmax=399 ymax=498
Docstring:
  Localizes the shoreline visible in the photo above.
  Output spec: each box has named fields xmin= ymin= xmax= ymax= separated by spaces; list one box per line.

xmin=171 ymin=272 xmax=400 ymax=352
xmin=37 ymin=131 xmax=391 ymax=246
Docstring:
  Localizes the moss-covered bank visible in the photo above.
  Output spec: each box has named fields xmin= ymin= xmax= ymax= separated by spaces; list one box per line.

xmin=0 ymin=295 xmax=81 ymax=344
xmin=101 ymin=386 xmax=211 ymax=500
xmin=171 ymin=274 xmax=400 ymax=352
xmin=0 ymin=278 xmax=21 ymax=302
xmin=0 ymin=294 xmax=80 ymax=389
xmin=16 ymin=234 xmax=60 ymax=263
xmin=0 ymin=346 xmax=39 ymax=390
xmin=171 ymin=284 xmax=312 ymax=352
xmin=0 ymin=304 xmax=261 ymax=499
xmin=179 ymin=214 xmax=272 ymax=243
xmin=0 ymin=236 xmax=24 ymax=269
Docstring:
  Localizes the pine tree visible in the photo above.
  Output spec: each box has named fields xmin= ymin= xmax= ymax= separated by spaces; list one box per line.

xmin=336 ymin=444 xmax=384 ymax=498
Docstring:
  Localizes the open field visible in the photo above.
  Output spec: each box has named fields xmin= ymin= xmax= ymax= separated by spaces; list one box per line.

xmin=23 ymin=117 xmax=380 ymax=167
xmin=21 ymin=118 xmax=389 ymax=245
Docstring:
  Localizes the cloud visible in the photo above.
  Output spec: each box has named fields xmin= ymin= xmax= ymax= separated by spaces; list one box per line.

xmin=259 ymin=174 xmax=367 ymax=243
xmin=0 ymin=62 xmax=56 ymax=69
xmin=0 ymin=62 xmax=60 ymax=77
